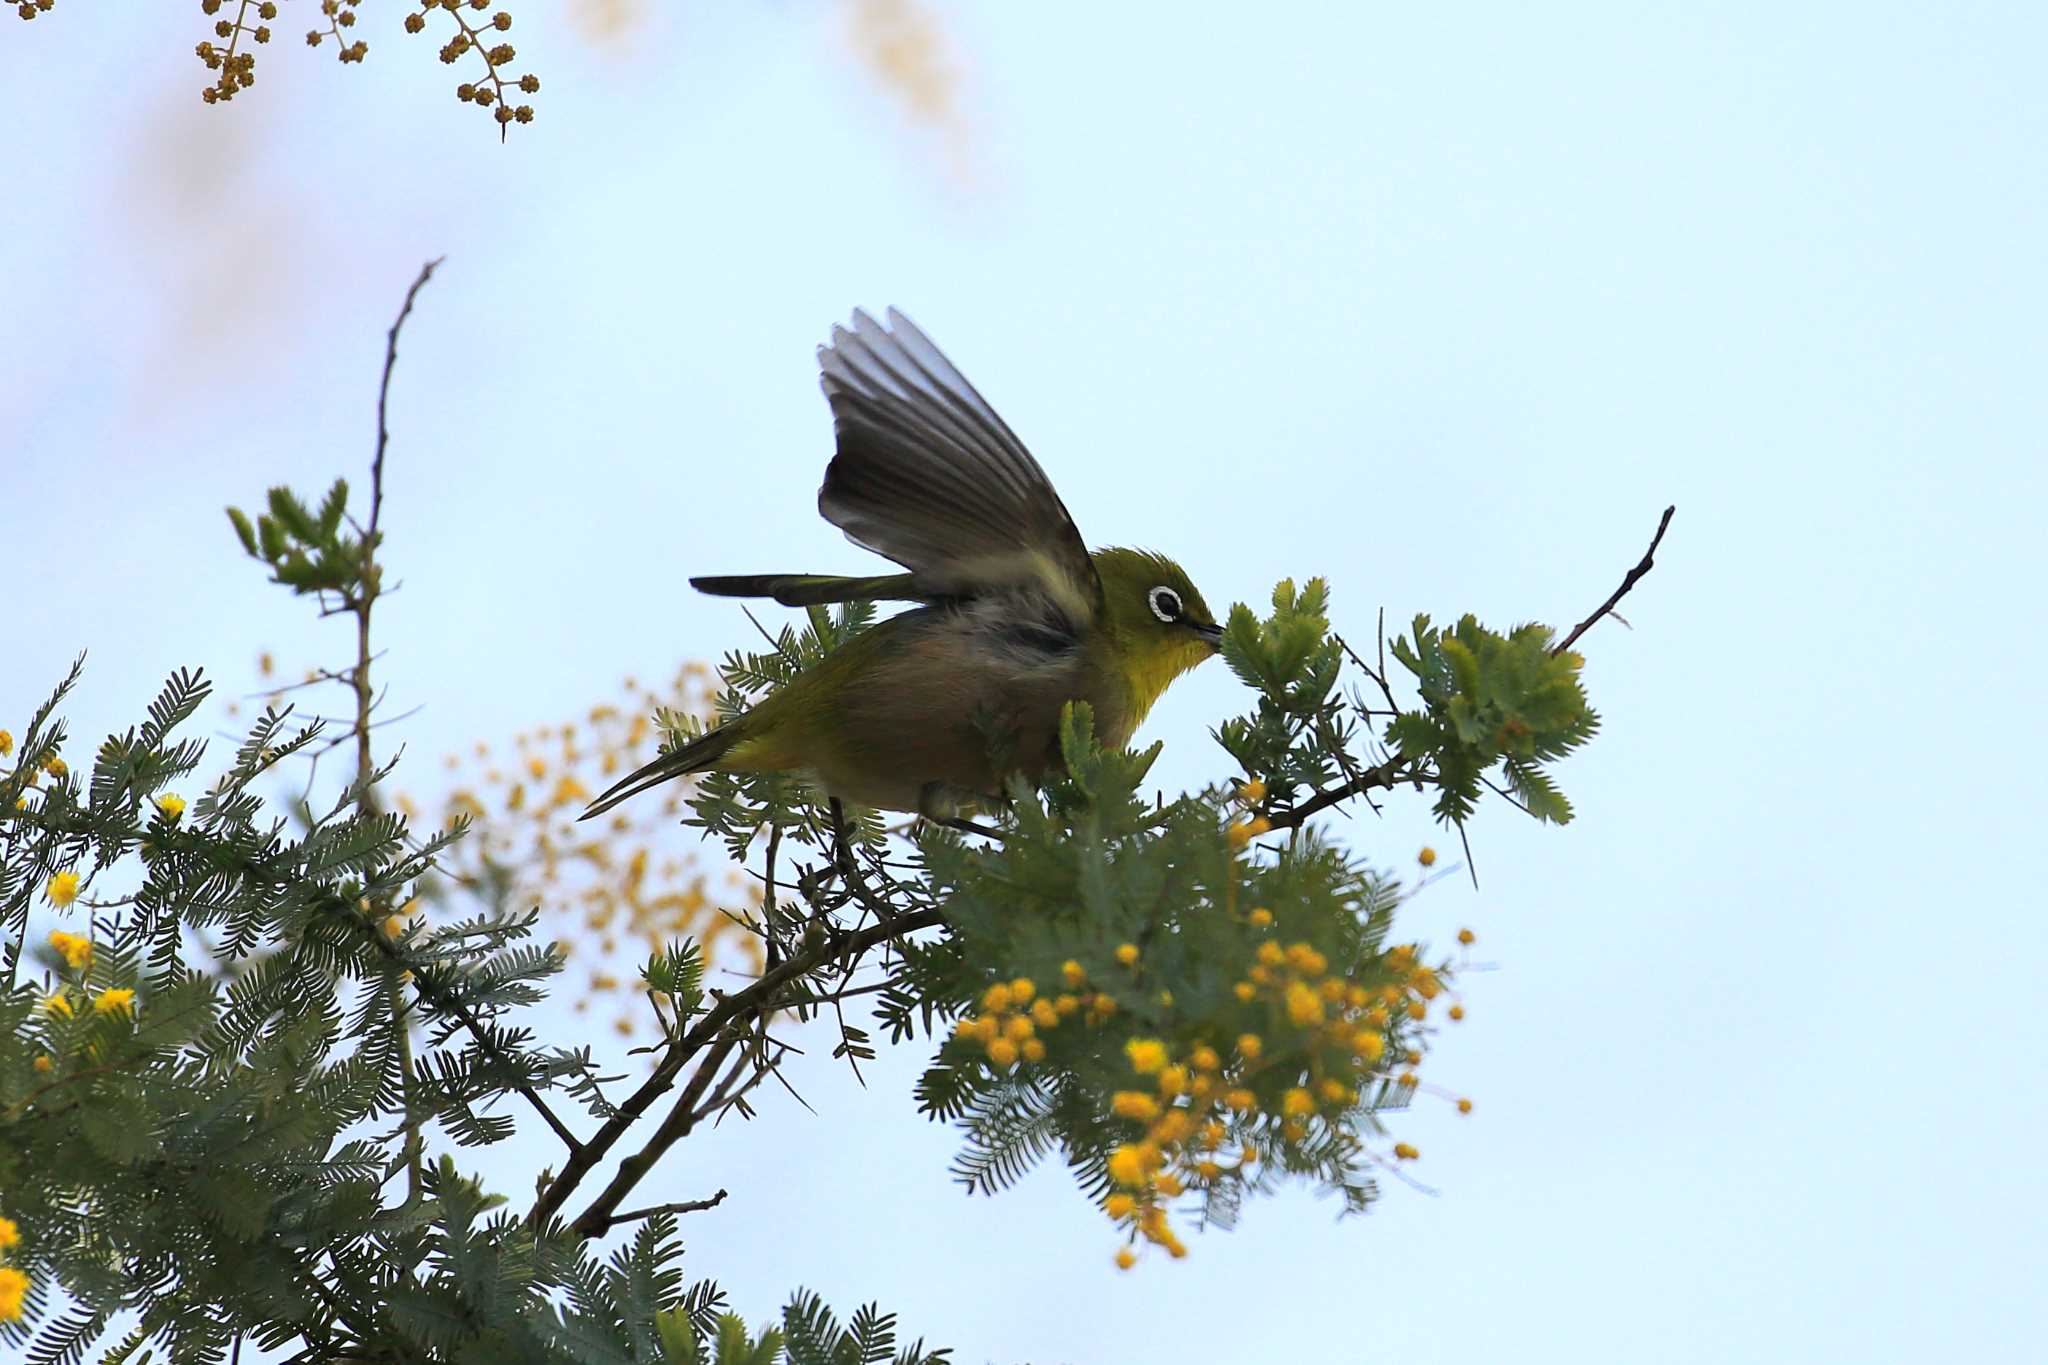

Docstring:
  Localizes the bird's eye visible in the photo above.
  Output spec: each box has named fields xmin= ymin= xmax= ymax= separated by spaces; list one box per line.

xmin=1148 ymin=586 xmax=1183 ymax=623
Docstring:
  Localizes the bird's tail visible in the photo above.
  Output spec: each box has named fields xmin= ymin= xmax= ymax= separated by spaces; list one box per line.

xmin=578 ymin=725 xmax=742 ymax=822
xmin=691 ymin=573 xmax=927 ymax=607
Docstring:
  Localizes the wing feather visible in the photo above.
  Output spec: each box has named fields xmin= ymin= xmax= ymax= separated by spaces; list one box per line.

xmin=817 ymin=309 xmax=1099 ymax=626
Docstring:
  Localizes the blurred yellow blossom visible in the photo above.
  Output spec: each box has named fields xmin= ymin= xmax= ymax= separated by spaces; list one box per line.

xmin=47 ymin=929 xmax=90 ymax=968
xmin=93 ymin=988 xmax=136 ymax=1016
xmin=45 ymin=872 xmax=80 ymax=909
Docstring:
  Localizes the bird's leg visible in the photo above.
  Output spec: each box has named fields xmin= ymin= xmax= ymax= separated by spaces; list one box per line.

xmin=829 ymin=798 xmax=857 ymax=881
xmin=920 ymin=783 xmax=1009 ymax=843
xmin=936 ymin=816 xmax=1008 ymax=842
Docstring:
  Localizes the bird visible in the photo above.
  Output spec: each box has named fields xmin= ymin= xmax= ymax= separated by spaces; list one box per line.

xmin=579 ymin=308 xmax=1223 ymax=830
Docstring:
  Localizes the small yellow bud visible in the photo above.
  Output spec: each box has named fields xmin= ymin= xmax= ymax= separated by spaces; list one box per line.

xmin=986 ymin=1037 xmax=1019 ymax=1067
xmin=1061 ymin=959 xmax=1087 ymax=988
xmin=1115 ymin=942 xmax=1139 ymax=967
xmin=1105 ymin=1193 xmax=1136 ymax=1219
xmin=1021 ymin=1038 xmax=1047 ymax=1063
xmin=1418 ymin=845 xmax=1437 ymax=866
xmin=1407 ymin=999 xmax=1428 ymax=1020
xmin=1235 ymin=1032 xmax=1262 ymax=1061
xmin=1247 ymin=906 xmax=1274 ymax=927
xmin=1004 ymin=1015 xmax=1034 ymax=1043
xmin=1237 ymin=777 xmax=1267 ymax=804
xmin=1107 ymin=1144 xmax=1147 ymax=1187
xmin=154 ymin=792 xmax=186 ymax=820
xmin=1125 ymin=1037 xmax=1168 ymax=1074
xmin=1115 ymin=1247 xmax=1137 ymax=1270
xmin=1393 ymin=1142 xmax=1419 ymax=1160
xmin=1256 ymin=942 xmax=1286 ymax=967
xmin=1398 ymin=1070 xmax=1419 ymax=1088
xmin=981 ymin=982 xmax=1012 ymax=1013
xmin=1224 ymin=1088 xmax=1256 ymax=1113
xmin=1190 ymin=1045 xmax=1221 ymax=1071
xmin=1448 ymin=1003 xmax=1466 ymax=1022
xmin=1284 ymin=942 xmax=1326 ymax=975
xmin=1355 ymin=1031 xmax=1385 ymax=1064
xmin=1031 ymin=998 xmax=1060 ymax=1029
xmin=1320 ymin=1078 xmax=1350 ymax=1104
xmin=1285 ymin=981 xmax=1324 ymax=1027
xmin=32 ymin=1054 xmax=53 ymax=1073
xmin=1150 ymin=1110 xmax=1191 ymax=1145
xmin=1009 ymin=977 xmax=1036 ymax=1004
xmin=45 ymin=872 xmax=81 ymax=910
xmin=92 ymin=988 xmax=136 ymax=1016
xmin=1457 ymin=927 xmax=1476 ymax=946
xmin=1157 ymin=1064 xmax=1189 ymax=1096
xmin=1457 ymin=1097 xmax=1474 ymax=1114
xmin=1092 ymin=992 xmax=1117 ymax=1015
xmin=1233 ymin=981 xmax=1256 ymax=1002
xmin=1282 ymin=1087 xmax=1315 ymax=1118
xmin=1054 ymin=993 xmax=1080 ymax=1016
xmin=1112 ymin=1091 xmax=1162 ymax=1122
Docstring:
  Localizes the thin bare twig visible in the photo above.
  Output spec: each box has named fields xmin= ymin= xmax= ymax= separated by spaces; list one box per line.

xmin=609 ymin=1190 xmax=728 ymax=1224
xmin=1553 ymin=505 xmax=1675 ymax=656
xmin=371 ymin=258 xmax=443 ymax=551
xmin=1265 ymin=753 xmax=1421 ymax=833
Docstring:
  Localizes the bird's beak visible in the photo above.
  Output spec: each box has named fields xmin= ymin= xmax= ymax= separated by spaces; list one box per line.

xmin=1195 ymin=622 xmax=1224 ymax=652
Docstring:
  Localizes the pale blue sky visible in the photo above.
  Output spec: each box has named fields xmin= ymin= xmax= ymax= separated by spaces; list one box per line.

xmin=4 ymin=4 xmax=2044 ymax=1362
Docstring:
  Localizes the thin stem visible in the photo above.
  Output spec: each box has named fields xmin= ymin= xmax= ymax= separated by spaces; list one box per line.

xmin=360 ymin=258 xmax=441 ymax=1207
xmin=609 ymin=1189 xmax=729 ymax=1224
xmin=1553 ymin=504 xmax=1675 ymax=656
xmin=531 ymin=905 xmax=943 ymax=1232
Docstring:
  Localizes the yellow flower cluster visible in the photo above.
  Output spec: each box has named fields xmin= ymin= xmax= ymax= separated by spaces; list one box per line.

xmin=408 ymin=0 xmax=539 ymax=129
xmin=46 ymin=929 xmax=90 ymax=969
xmin=0 ymin=1215 xmax=23 ymax=1324
xmin=155 ymin=792 xmax=187 ymax=820
xmin=305 ymin=0 xmax=369 ymax=66
xmin=400 ymin=663 xmax=754 ymax=1041
xmin=948 ymin=908 xmax=1476 ymax=1266
xmin=1109 ymin=919 xmax=1465 ymax=1264
xmin=951 ymin=976 xmax=1079 ymax=1068
xmin=194 ymin=0 xmax=273 ymax=104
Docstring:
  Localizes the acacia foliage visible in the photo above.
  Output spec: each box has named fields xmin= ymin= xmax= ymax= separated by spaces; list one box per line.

xmin=1 ymin=468 xmax=1612 ymax=1358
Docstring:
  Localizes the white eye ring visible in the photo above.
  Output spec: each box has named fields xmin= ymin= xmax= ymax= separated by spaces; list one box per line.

xmin=1148 ymin=586 xmax=1182 ymax=623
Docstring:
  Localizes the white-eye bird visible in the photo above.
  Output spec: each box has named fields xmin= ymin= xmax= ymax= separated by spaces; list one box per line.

xmin=581 ymin=308 xmax=1221 ymax=826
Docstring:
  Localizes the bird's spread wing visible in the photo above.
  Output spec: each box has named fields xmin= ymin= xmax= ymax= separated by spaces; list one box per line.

xmin=816 ymin=308 xmax=1100 ymax=629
